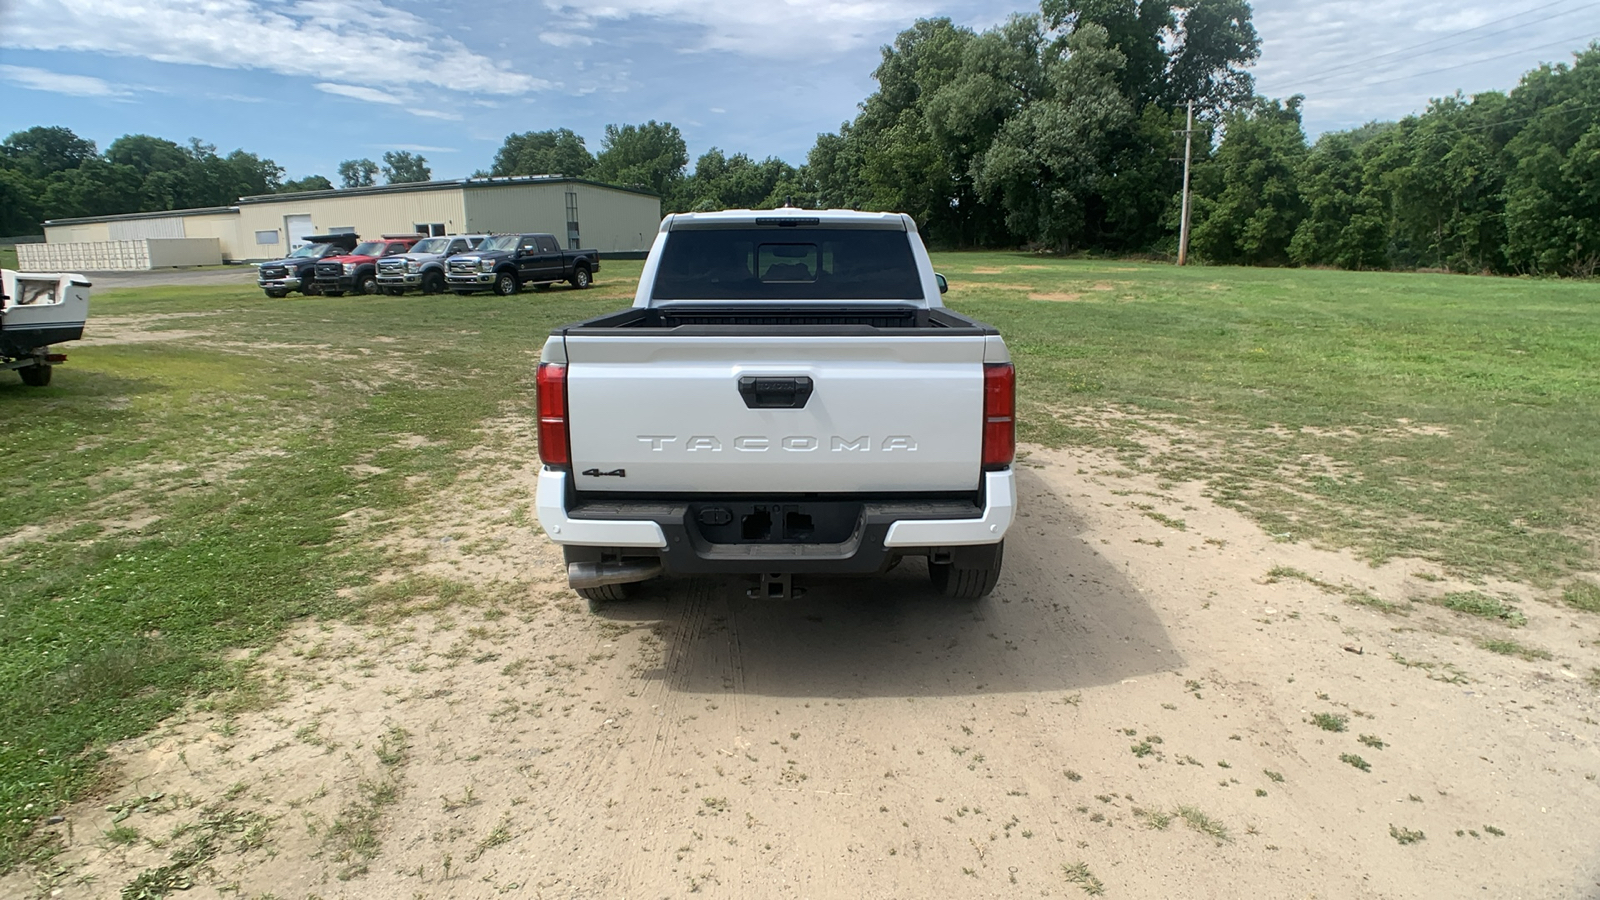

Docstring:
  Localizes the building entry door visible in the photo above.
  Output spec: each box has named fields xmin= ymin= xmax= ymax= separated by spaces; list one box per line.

xmin=285 ymin=215 xmax=314 ymax=249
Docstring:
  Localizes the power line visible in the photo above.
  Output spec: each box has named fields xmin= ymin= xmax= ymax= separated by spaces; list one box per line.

xmin=1285 ymin=0 xmax=1598 ymax=87
xmin=1321 ymin=32 xmax=1600 ymax=91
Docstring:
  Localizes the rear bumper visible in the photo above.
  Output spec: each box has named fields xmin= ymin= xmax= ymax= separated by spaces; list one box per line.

xmin=535 ymin=468 xmax=1014 ymax=575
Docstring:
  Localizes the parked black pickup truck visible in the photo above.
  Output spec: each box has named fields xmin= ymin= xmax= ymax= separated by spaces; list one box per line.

xmin=445 ymin=233 xmax=599 ymax=295
xmin=257 ymin=233 xmax=359 ymax=297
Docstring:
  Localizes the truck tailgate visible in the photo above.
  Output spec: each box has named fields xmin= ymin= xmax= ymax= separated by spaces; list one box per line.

xmin=562 ymin=334 xmax=986 ymax=494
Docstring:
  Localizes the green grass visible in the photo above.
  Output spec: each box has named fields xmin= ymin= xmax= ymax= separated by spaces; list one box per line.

xmin=1479 ymin=638 xmax=1553 ymax=660
xmin=0 ymin=246 xmax=18 ymax=270
xmin=1310 ymin=712 xmax=1349 ymax=732
xmin=1564 ymin=581 xmax=1600 ymax=613
xmin=0 ymin=268 xmax=644 ymax=870
xmin=1434 ymin=591 xmax=1527 ymax=626
xmin=939 ymin=254 xmax=1600 ymax=585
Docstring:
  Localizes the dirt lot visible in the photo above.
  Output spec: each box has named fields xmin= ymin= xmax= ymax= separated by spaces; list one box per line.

xmin=9 ymin=437 xmax=1598 ymax=899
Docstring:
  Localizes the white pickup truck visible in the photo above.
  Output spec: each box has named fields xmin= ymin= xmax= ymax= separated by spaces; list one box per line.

xmin=534 ymin=209 xmax=1016 ymax=603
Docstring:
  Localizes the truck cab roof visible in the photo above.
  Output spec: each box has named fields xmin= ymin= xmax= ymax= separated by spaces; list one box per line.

xmin=660 ymin=209 xmax=916 ymax=232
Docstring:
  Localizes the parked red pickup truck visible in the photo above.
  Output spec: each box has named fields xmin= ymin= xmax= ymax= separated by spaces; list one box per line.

xmin=314 ymin=235 xmax=423 ymax=296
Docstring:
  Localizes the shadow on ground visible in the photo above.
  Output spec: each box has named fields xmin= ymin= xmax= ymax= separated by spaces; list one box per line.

xmin=594 ymin=467 xmax=1180 ymax=698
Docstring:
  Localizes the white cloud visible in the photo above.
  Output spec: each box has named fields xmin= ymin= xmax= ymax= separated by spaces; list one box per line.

xmin=315 ymin=82 xmax=407 ymax=105
xmin=539 ymin=0 xmax=931 ymax=57
xmin=541 ymin=32 xmax=595 ymax=47
xmin=1 ymin=0 xmax=549 ymax=95
xmin=0 ymin=63 xmax=132 ymax=97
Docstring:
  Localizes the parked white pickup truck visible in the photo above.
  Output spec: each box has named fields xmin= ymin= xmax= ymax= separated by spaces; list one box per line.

xmin=534 ymin=209 xmax=1016 ymax=603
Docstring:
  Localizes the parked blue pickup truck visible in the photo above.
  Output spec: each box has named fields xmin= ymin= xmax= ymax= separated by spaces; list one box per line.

xmin=445 ymin=233 xmax=599 ymax=295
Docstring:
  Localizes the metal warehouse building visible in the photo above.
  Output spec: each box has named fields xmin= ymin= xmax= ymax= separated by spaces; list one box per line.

xmin=26 ymin=176 xmax=661 ymax=270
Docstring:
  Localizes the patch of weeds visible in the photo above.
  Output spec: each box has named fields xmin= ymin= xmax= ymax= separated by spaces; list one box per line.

xmin=1265 ymin=565 xmax=1337 ymax=592
xmin=1134 ymin=807 xmax=1172 ymax=830
xmin=1479 ymin=638 xmax=1552 ymax=661
xmin=121 ymin=806 xmax=270 ymax=899
xmin=1389 ymin=824 xmax=1425 ymax=845
xmin=1255 ymin=788 xmax=1267 ymax=797
xmin=1483 ymin=825 xmax=1505 ymax=837
xmin=1263 ymin=769 xmax=1284 ymax=783
xmin=466 ymin=815 xmax=513 ymax=862
xmin=1562 ymin=581 xmax=1600 ymax=614
xmin=1141 ymin=510 xmax=1187 ymax=531
xmin=1358 ymin=734 xmax=1387 ymax=750
xmin=1130 ymin=741 xmax=1154 ymax=758
xmin=1064 ymin=770 xmax=1082 ymax=782
xmin=323 ymin=725 xmax=409 ymax=880
xmin=1310 ymin=712 xmax=1349 ymax=733
xmin=1340 ymin=753 xmax=1371 ymax=772
xmin=1175 ymin=805 xmax=1230 ymax=843
xmin=105 ymin=824 xmax=141 ymax=846
xmin=1434 ymin=591 xmax=1526 ymax=627
xmin=1062 ymin=862 xmax=1105 ymax=895
xmin=1347 ymin=592 xmax=1409 ymax=615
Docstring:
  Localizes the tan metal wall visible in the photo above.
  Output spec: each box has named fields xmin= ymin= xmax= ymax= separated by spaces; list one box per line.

xmin=567 ymin=184 xmax=661 ymax=253
xmin=180 ymin=214 xmax=244 ymax=261
xmin=235 ymin=189 xmax=468 ymax=260
xmin=44 ymin=222 xmax=111 ymax=244
xmin=463 ymin=183 xmax=660 ymax=252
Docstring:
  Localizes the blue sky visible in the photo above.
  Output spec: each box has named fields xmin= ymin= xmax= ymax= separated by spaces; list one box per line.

xmin=0 ymin=0 xmax=1596 ymax=183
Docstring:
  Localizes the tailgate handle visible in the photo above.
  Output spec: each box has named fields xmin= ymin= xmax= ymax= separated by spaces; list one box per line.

xmin=738 ymin=375 xmax=814 ymax=409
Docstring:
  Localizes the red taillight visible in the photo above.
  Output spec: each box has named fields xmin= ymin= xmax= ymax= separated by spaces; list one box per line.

xmin=536 ymin=363 xmax=570 ymax=466
xmin=982 ymin=362 xmax=1015 ymax=469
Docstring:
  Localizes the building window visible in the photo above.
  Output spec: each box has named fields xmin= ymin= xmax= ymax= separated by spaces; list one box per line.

xmin=255 ymin=230 xmax=279 ymax=245
xmin=414 ymin=223 xmax=445 ymax=236
xmin=329 ymin=226 xmax=356 ymax=235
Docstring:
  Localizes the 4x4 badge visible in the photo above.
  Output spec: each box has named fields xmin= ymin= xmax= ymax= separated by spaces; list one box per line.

xmin=581 ymin=468 xmax=627 ymax=478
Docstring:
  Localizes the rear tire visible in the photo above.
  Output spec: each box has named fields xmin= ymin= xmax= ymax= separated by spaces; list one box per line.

xmin=422 ymin=271 xmax=445 ymax=295
xmin=493 ymin=271 xmax=519 ymax=296
xmin=928 ymin=541 xmax=1004 ymax=599
xmin=19 ymin=363 xmax=52 ymax=387
xmin=576 ymin=582 xmax=631 ymax=611
xmin=570 ymin=265 xmax=591 ymax=289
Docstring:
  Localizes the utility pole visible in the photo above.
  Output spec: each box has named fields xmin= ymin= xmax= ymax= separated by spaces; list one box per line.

xmin=1177 ymin=99 xmax=1194 ymax=266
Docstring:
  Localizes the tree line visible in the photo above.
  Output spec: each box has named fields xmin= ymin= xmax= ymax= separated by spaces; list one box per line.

xmin=4 ymin=0 xmax=1596 ymax=274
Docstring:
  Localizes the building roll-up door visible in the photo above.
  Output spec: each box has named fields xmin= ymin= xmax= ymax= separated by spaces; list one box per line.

xmin=285 ymin=215 xmax=314 ymax=249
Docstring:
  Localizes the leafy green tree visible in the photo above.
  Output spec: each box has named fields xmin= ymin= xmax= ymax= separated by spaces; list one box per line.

xmin=589 ymin=121 xmax=688 ymax=198
xmin=0 ymin=167 xmax=43 ymax=235
xmin=1 ymin=125 xmax=97 ymax=178
xmin=491 ymin=128 xmax=595 ymax=177
xmin=1189 ymin=96 xmax=1308 ymax=265
xmin=1501 ymin=44 xmax=1600 ymax=275
xmin=973 ymin=23 xmax=1137 ymax=250
xmin=678 ymin=148 xmax=797 ymax=211
xmin=338 ymin=158 xmax=379 ymax=188
xmin=381 ymin=151 xmax=431 ymax=184
xmin=1041 ymin=0 xmax=1260 ymax=115
xmin=280 ymin=175 xmax=334 ymax=193
xmin=1289 ymin=129 xmax=1389 ymax=269
xmin=105 ymin=134 xmax=189 ymax=178
xmin=38 ymin=158 xmax=144 ymax=219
